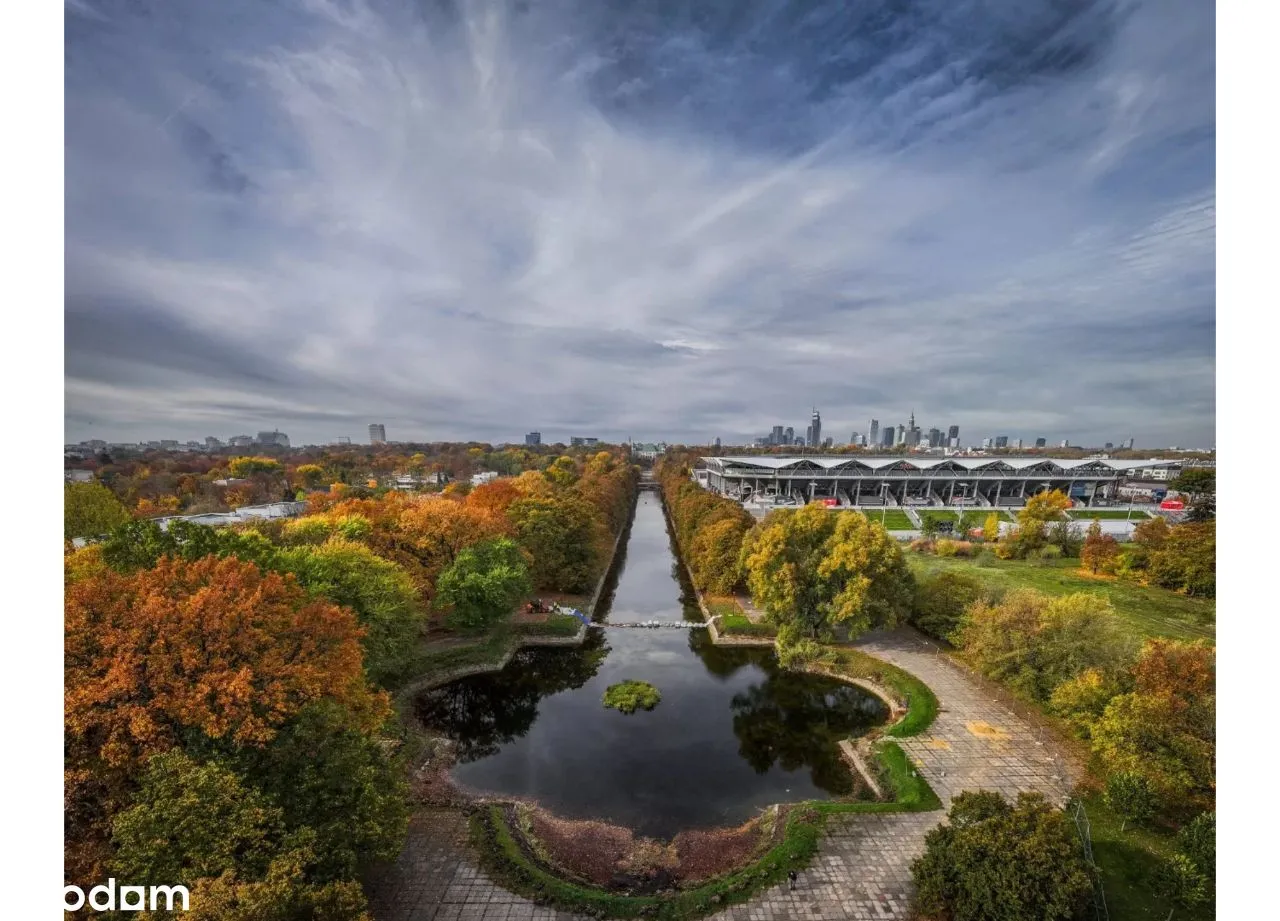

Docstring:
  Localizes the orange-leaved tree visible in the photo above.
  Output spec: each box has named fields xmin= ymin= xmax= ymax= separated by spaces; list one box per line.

xmin=65 ymin=556 xmax=387 ymax=880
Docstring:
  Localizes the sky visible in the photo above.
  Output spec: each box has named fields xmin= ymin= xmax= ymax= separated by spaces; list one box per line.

xmin=64 ymin=0 xmax=1215 ymax=449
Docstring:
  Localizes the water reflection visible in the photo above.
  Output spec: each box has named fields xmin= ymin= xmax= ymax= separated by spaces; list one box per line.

xmin=413 ymin=496 xmax=887 ymax=837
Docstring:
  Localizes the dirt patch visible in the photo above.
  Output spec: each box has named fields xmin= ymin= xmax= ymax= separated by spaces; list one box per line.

xmin=671 ymin=816 xmax=767 ymax=884
xmin=965 ymin=720 xmax=1012 ymax=741
xmin=528 ymin=809 xmax=638 ymax=887
xmin=409 ymin=737 xmax=470 ymax=807
xmin=923 ymin=738 xmax=952 ymax=750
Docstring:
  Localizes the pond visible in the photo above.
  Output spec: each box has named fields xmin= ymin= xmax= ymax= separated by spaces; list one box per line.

xmin=413 ymin=493 xmax=888 ymax=839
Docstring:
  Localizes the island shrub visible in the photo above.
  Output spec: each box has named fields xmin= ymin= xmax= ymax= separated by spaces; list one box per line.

xmin=603 ymin=680 xmax=662 ymax=714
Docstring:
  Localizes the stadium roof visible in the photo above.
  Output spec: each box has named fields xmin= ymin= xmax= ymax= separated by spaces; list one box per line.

xmin=700 ymin=456 xmax=1180 ymax=473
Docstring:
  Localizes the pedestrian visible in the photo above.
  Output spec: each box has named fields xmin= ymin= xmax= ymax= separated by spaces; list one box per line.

xmin=787 ymin=870 xmax=798 ymax=891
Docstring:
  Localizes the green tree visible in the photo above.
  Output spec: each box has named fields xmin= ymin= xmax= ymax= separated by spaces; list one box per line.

xmin=435 ymin=538 xmax=532 ymax=631
xmin=112 ymin=750 xmax=283 ymax=884
xmin=1104 ymin=771 xmax=1157 ymax=831
xmin=228 ymin=456 xmax=284 ymax=478
xmin=230 ymin=701 xmax=409 ymax=881
xmin=911 ymin=791 xmax=1092 ymax=921
xmin=1170 ymin=469 xmax=1215 ymax=521
xmin=911 ymin=571 xmax=986 ymax=643
xmin=65 ymin=481 xmax=132 ymax=540
xmin=738 ymin=506 xmax=914 ymax=647
xmin=278 ymin=539 xmax=424 ymax=687
xmin=508 ymin=495 xmax=603 ymax=593
xmin=1148 ymin=521 xmax=1215 ymax=597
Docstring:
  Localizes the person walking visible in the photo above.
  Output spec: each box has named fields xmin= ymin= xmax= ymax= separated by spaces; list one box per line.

xmin=787 ymin=870 xmax=798 ymax=891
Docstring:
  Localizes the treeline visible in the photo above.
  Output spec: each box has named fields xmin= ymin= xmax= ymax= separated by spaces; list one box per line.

xmin=63 ymin=452 xmax=636 ymax=918
xmin=65 ymin=442 xmax=633 ymax=524
xmin=657 ymin=459 xmax=755 ymax=594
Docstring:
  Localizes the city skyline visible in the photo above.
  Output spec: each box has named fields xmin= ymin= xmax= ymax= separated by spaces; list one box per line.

xmin=65 ymin=0 xmax=1214 ymax=449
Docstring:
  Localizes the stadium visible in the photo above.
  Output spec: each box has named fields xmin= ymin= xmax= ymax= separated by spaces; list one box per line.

xmin=696 ymin=455 xmax=1182 ymax=510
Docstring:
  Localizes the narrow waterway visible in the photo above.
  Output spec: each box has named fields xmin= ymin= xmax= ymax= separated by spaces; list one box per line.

xmin=413 ymin=493 xmax=887 ymax=838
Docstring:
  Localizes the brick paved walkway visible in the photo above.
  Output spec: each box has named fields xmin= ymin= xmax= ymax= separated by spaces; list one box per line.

xmin=368 ymin=629 xmax=1080 ymax=921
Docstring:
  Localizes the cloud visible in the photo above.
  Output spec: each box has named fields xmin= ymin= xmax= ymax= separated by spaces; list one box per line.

xmin=65 ymin=0 xmax=1214 ymax=447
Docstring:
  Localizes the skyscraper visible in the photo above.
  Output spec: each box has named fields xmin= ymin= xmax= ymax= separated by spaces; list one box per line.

xmin=785 ymin=426 xmax=795 ymax=445
xmin=369 ymin=423 xmax=386 ymax=444
xmin=772 ymin=425 xmax=785 ymax=445
xmin=809 ymin=408 xmax=822 ymax=448
xmin=895 ymin=424 xmax=906 ymax=445
xmin=1124 ymin=437 xmax=1135 ymax=450
xmin=868 ymin=419 xmax=879 ymax=444
xmin=947 ymin=425 xmax=960 ymax=441
xmin=927 ymin=428 xmax=941 ymax=448
xmin=525 ymin=432 xmax=541 ymax=445
xmin=882 ymin=427 xmax=896 ymax=448
xmin=1035 ymin=437 xmax=1046 ymax=448
xmin=995 ymin=435 xmax=1009 ymax=448
xmin=714 ymin=437 xmax=721 ymax=449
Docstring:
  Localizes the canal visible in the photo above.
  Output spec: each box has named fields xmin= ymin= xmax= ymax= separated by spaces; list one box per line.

xmin=413 ymin=492 xmax=887 ymax=838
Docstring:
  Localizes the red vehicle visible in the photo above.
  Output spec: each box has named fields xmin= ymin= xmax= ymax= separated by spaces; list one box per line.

xmin=1159 ymin=498 xmax=1185 ymax=510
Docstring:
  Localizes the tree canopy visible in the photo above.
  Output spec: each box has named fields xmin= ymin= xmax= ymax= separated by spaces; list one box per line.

xmin=65 ymin=481 xmax=132 ymax=540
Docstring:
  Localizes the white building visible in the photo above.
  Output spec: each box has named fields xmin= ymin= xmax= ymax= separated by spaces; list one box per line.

xmin=471 ymin=471 xmax=500 ymax=487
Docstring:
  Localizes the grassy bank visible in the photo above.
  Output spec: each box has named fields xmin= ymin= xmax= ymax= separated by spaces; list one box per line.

xmin=818 ymin=647 xmax=939 ymax=738
xmin=1068 ymin=509 xmax=1154 ymax=520
xmin=906 ymin=553 xmax=1214 ymax=642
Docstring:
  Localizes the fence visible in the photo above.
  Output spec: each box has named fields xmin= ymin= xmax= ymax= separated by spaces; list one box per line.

xmin=1068 ymin=798 xmax=1111 ymax=921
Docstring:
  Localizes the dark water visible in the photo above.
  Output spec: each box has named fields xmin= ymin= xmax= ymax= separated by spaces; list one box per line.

xmin=414 ymin=494 xmax=887 ymax=838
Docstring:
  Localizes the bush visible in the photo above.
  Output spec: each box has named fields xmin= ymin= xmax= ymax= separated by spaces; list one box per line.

xmin=911 ymin=791 xmax=1092 ymax=921
xmin=934 ymin=539 xmax=974 ymax=558
xmin=1104 ymin=772 xmax=1156 ymax=831
xmin=908 ymin=538 xmax=935 ymax=554
xmin=1155 ymin=853 xmax=1209 ymax=910
xmin=1177 ymin=812 xmax=1215 ymax=885
xmin=912 ymin=571 xmax=986 ymax=643
xmin=435 ymin=538 xmax=532 ymax=632
xmin=975 ymin=549 xmax=997 ymax=568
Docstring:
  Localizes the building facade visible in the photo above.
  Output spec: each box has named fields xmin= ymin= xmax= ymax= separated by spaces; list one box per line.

xmin=525 ymin=432 xmax=542 ymax=445
xmin=369 ymin=424 xmax=387 ymax=445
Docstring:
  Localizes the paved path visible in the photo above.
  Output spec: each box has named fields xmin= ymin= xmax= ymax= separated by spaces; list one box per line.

xmin=368 ymin=629 xmax=1079 ymax=921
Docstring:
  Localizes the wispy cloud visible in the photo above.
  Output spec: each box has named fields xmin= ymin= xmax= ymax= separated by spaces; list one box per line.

xmin=65 ymin=0 xmax=1214 ymax=447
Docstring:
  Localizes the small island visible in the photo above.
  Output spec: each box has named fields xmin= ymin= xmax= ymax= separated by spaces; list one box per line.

xmin=602 ymin=680 xmax=661 ymax=714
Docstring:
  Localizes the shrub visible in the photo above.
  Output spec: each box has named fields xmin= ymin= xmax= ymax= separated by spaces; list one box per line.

xmin=975 ymin=549 xmax=997 ymax=568
xmin=1104 ymin=771 xmax=1157 ymax=831
xmin=1177 ymin=812 xmax=1215 ymax=885
xmin=602 ymin=680 xmax=661 ymax=714
xmin=908 ymin=538 xmax=935 ymax=554
xmin=912 ymin=571 xmax=986 ymax=644
xmin=435 ymin=538 xmax=532 ymax=632
xmin=1155 ymin=853 xmax=1209 ymax=910
xmin=911 ymin=791 xmax=1092 ymax=921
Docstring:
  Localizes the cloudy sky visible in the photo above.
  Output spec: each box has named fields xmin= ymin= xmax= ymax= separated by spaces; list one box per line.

xmin=65 ymin=0 xmax=1215 ymax=449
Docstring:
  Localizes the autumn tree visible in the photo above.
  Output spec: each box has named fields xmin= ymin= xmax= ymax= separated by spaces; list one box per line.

xmin=1132 ymin=514 xmax=1171 ymax=550
xmin=981 ymin=512 xmax=1001 ymax=542
xmin=1080 ymin=519 xmax=1121 ymax=574
xmin=466 ymin=478 xmax=525 ymax=517
xmin=65 ymin=556 xmax=387 ymax=880
xmin=435 ymin=538 xmax=532 ymax=631
xmin=292 ymin=463 xmax=327 ymax=490
xmin=64 ymin=481 xmax=131 ymax=540
xmin=957 ymin=589 xmax=1136 ymax=701
xmin=228 ymin=455 xmax=284 ymax=478
xmin=1090 ymin=639 xmax=1215 ymax=810
xmin=1170 ymin=468 xmax=1215 ymax=521
xmin=688 ymin=515 xmax=752 ymax=594
xmin=1148 ymin=521 xmax=1215 ymax=597
xmin=738 ymin=506 xmax=914 ymax=651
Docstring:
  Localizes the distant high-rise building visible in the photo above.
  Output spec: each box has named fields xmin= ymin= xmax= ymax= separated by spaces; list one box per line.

xmin=1104 ymin=442 xmax=1114 ymax=450
xmin=205 ymin=436 xmax=223 ymax=449
xmin=785 ymin=426 xmax=795 ymax=445
xmin=1015 ymin=438 xmax=1024 ymax=450
xmin=257 ymin=430 xmax=289 ymax=447
xmin=1034 ymin=437 xmax=1046 ymax=448
xmin=1124 ymin=437 xmax=1135 ymax=450
xmin=229 ymin=434 xmax=254 ymax=448
xmin=927 ymin=428 xmax=941 ymax=448
xmin=822 ymin=436 xmax=833 ymax=448
xmin=995 ymin=435 xmax=1009 ymax=448
xmin=809 ymin=408 xmax=822 ymax=448
xmin=714 ymin=437 xmax=721 ymax=449
xmin=947 ymin=424 xmax=960 ymax=441
xmin=948 ymin=437 xmax=959 ymax=448
xmin=982 ymin=437 xmax=993 ymax=449
xmin=868 ymin=419 xmax=880 ymax=444
xmin=906 ymin=429 xmax=921 ymax=447
xmin=882 ymin=427 xmax=896 ymax=448
xmin=570 ymin=436 xmax=599 ymax=447
xmin=1060 ymin=439 xmax=1070 ymax=448
xmin=337 ymin=435 xmax=351 ymax=445
xmin=369 ymin=424 xmax=387 ymax=444
xmin=850 ymin=432 xmax=863 ymax=446
xmin=771 ymin=425 xmax=785 ymax=446
xmin=895 ymin=424 xmax=907 ymax=445
xmin=804 ymin=424 xmax=813 ymax=446
xmin=525 ymin=432 xmax=542 ymax=445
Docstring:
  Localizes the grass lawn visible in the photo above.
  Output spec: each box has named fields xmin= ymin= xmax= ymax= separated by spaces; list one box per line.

xmin=1069 ymin=509 xmax=1154 ymax=520
xmin=1083 ymin=792 xmax=1213 ymax=921
xmin=719 ymin=612 xmax=777 ymax=637
xmin=906 ymin=554 xmax=1214 ymax=642
xmin=863 ymin=508 xmax=916 ymax=530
